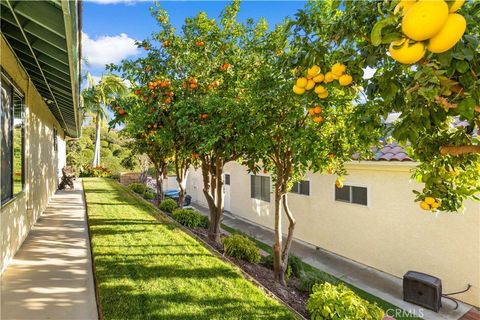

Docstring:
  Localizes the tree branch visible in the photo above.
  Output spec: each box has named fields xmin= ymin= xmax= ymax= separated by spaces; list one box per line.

xmin=440 ymin=145 xmax=480 ymax=156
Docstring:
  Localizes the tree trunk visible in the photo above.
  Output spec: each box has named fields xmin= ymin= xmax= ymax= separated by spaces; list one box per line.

xmin=154 ymin=161 xmax=165 ymax=205
xmin=273 ymin=177 xmax=285 ymax=285
xmin=92 ymin=114 xmax=101 ymax=167
xmin=175 ymin=156 xmax=189 ymax=209
xmin=212 ymin=157 xmax=224 ymax=244
xmin=281 ymin=193 xmax=296 ymax=275
xmin=201 ymin=156 xmax=224 ymax=244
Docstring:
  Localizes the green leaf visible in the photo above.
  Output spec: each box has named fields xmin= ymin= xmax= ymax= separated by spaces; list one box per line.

xmin=455 ymin=60 xmax=470 ymax=73
xmin=370 ymin=17 xmax=396 ymax=46
xmin=457 ymin=97 xmax=476 ymax=120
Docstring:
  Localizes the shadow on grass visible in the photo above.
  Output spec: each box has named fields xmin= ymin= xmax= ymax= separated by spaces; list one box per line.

xmin=98 ymin=285 xmax=294 ymax=320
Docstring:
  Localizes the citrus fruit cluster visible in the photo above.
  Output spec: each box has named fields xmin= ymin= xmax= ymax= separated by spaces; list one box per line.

xmin=389 ymin=0 xmax=467 ymax=64
xmin=308 ymin=105 xmax=324 ymax=124
xmin=292 ymin=63 xmax=353 ymax=99
xmin=419 ymin=196 xmax=441 ymax=211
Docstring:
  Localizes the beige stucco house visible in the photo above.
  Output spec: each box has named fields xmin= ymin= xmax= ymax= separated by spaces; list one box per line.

xmin=0 ymin=1 xmax=81 ymax=272
xmin=186 ymin=153 xmax=480 ymax=307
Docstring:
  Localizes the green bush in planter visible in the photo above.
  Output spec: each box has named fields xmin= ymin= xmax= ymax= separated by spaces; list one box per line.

xmin=261 ymin=254 xmax=304 ymax=278
xmin=172 ymin=209 xmax=201 ymax=228
xmin=222 ymin=234 xmax=260 ymax=263
xmin=159 ymin=198 xmax=178 ymax=213
xmin=198 ymin=215 xmax=209 ymax=229
xmin=143 ymin=191 xmax=155 ymax=200
xmin=306 ymin=282 xmax=384 ymax=320
xmin=128 ymin=183 xmax=147 ymax=195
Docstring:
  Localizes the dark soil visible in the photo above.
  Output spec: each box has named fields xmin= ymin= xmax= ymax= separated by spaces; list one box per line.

xmin=191 ymin=227 xmax=309 ymax=319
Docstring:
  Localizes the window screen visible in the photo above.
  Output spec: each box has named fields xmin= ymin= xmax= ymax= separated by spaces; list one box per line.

xmin=1 ymin=74 xmax=25 ymax=203
xmin=335 ymin=185 xmax=368 ymax=206
xmin=225 ymin=174 xmax=230 ymax=185
xmin=251 ymin=175 xmax=270 ymax=202
xmin=291 ymin=180 xmax=310 ymax=196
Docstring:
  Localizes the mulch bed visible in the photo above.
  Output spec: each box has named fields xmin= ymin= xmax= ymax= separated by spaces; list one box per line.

xmin=191 ymin=226 xmax=309 ymax=319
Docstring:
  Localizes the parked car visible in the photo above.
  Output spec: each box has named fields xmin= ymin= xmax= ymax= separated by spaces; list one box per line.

xmin=163 ymin=189 xmax=192 ymax=206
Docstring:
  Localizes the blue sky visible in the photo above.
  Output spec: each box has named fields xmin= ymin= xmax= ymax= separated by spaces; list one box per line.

xmin=82 ymin=1 xmax=307 ymax=80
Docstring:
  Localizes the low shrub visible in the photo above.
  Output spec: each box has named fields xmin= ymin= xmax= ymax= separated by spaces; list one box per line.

xmin=261 ymin=254 xmax=304 ymax=278
xmin=143 ymin=191 xmax=155 ymax=200
xmin=159 ymin=198 xmax=177 ymax=213
xmin=297 ymin=272 xmax=339 ymax=293
xmin=128 ymin=183 xmax=147 ymax=195
xmin=306 ymin=282 xmax=384 ymax=320
xmin=199 ymin=215 xmax=209 ymax=229
xmin=222 ymin=234 xmax=260 ymax=264
xmin=172 ymin=208 xmax=202 ymax=228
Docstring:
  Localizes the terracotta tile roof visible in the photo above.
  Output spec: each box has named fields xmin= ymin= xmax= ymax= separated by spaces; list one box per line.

xmin=352 ymin=141 xmax=413 ymax=162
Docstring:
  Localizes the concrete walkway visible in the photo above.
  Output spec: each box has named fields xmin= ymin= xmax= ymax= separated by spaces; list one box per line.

xmin=191 ymin=203 xmax=472 ymax=320
xmin=1 ymin=179 xmax=98 ymax=320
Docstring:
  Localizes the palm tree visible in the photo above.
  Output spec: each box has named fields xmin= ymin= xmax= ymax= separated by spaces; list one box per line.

xmin=82 ymin=72 xmax=127 ymax=167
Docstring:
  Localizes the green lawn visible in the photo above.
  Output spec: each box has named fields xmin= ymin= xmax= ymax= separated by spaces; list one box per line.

xmin=84 ymin=178 xmax=296 ymax=320
xmin=221 ymin=224 xmax=422 ymax=320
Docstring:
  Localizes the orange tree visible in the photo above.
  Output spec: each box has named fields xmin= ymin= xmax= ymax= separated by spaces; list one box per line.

xmin=147 ymin=1 xmax=269 ymax=242
xmin=243 ymin=20 xmax=379 ymax=284
xmin=294 ymin=0 xmax=480 ymax=212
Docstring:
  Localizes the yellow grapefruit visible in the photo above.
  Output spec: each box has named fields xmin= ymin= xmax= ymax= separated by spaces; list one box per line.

xmin=293 ymin=85 xmax=305 ymax=95
xmin=394 ymin=0 xmax=417 ymax=15
xmin=307 ymin=65 xmax=321 ymax=77
xmin=431 ymin=201 xmax=441 ymax=209
xmin=427 ymin=13 xmax=466 ymax=53
xmin=318 ymin=91 xmax=329 ymax=99
xmin=296 ymin=77 xmax=308 ymax=88
xmin=402 ymin=0 xmax=449 ymax=41
xmin=314 ymin=85 xmax=326 ymax=94
xmin=339 ymin=74 xmax=353 ymax=86
xmin=324 ymin=72 xmax=335 ymax=83
xmin=313 ymin=74 xmax=325 ymax=83
xmin=424 ymin=197 xmax=436 ymax=205
xmin=420 ymin=201 xmax=430 ymax=210
xmin=305 ymin=79 xmax=316 ymax=90
xmin=449 ymin=0 xmax=464 ymax=12
xmin=389 ymin=39 xmax=425 ymax=64
xmin=331 ymin=63 xmax=346 ymax=76
xmin=335 ymin=179 xmax=344 ymax=189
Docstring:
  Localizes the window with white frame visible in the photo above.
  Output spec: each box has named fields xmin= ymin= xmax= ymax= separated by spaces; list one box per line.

xmin=335 ymin=185 xmax=368 ymax=206
xmin=251 ymin=175 xmax=270 ymax=202
xmin=224 ymin=173 xmax=230 ymax=185
xmin=1 ymin=72 xmax=25 ymax=204
xmin=290 ymin=180 xmax=310 ymax=196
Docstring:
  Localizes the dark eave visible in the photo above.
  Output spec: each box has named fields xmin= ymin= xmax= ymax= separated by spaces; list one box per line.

xmin=1 ymin=0 xmax=81 ymax=137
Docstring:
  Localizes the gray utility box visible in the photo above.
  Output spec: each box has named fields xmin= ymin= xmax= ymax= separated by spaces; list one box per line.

xmin=403 ymin=271 xmax=442 ymax=312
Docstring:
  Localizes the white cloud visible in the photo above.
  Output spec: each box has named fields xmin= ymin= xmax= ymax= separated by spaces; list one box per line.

xmin=82 ymin=32 xmax=139 ymax=68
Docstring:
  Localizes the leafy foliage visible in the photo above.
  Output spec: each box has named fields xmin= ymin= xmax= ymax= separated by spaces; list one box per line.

xmin=159 ymin=198 xmax=178 ymax=213
xmin=306 ymin=282 xmax=384 ymax=320
xmin=222 ymin=234 xmax=261 ymax=264
xmin=198 ymin=215 xmax=210 ymax=229
xmin=143 ymin=190 xmax=155 ymax=200
xmin=172 ymin=208 xmax=202 ymax=228
xmin=261 ymin=254 xmax=304 ymax=278
xmin=295 ymin=0 xmax=480 ymax=211
xmin=67 ymin=125 xmax=139 ymax=175
xmin=128 ymin=182 xmax=147 ymax=195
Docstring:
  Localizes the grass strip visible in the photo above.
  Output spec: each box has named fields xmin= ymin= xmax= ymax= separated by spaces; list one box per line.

xmin=84 ymin=178 xmax=296 ymax=320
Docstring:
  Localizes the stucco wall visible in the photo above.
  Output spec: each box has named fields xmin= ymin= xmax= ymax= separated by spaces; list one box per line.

xmin=1 ymin=36 xmax=67 ymax=272
xmin=186 ymin=161 xmax=480 ymax=307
